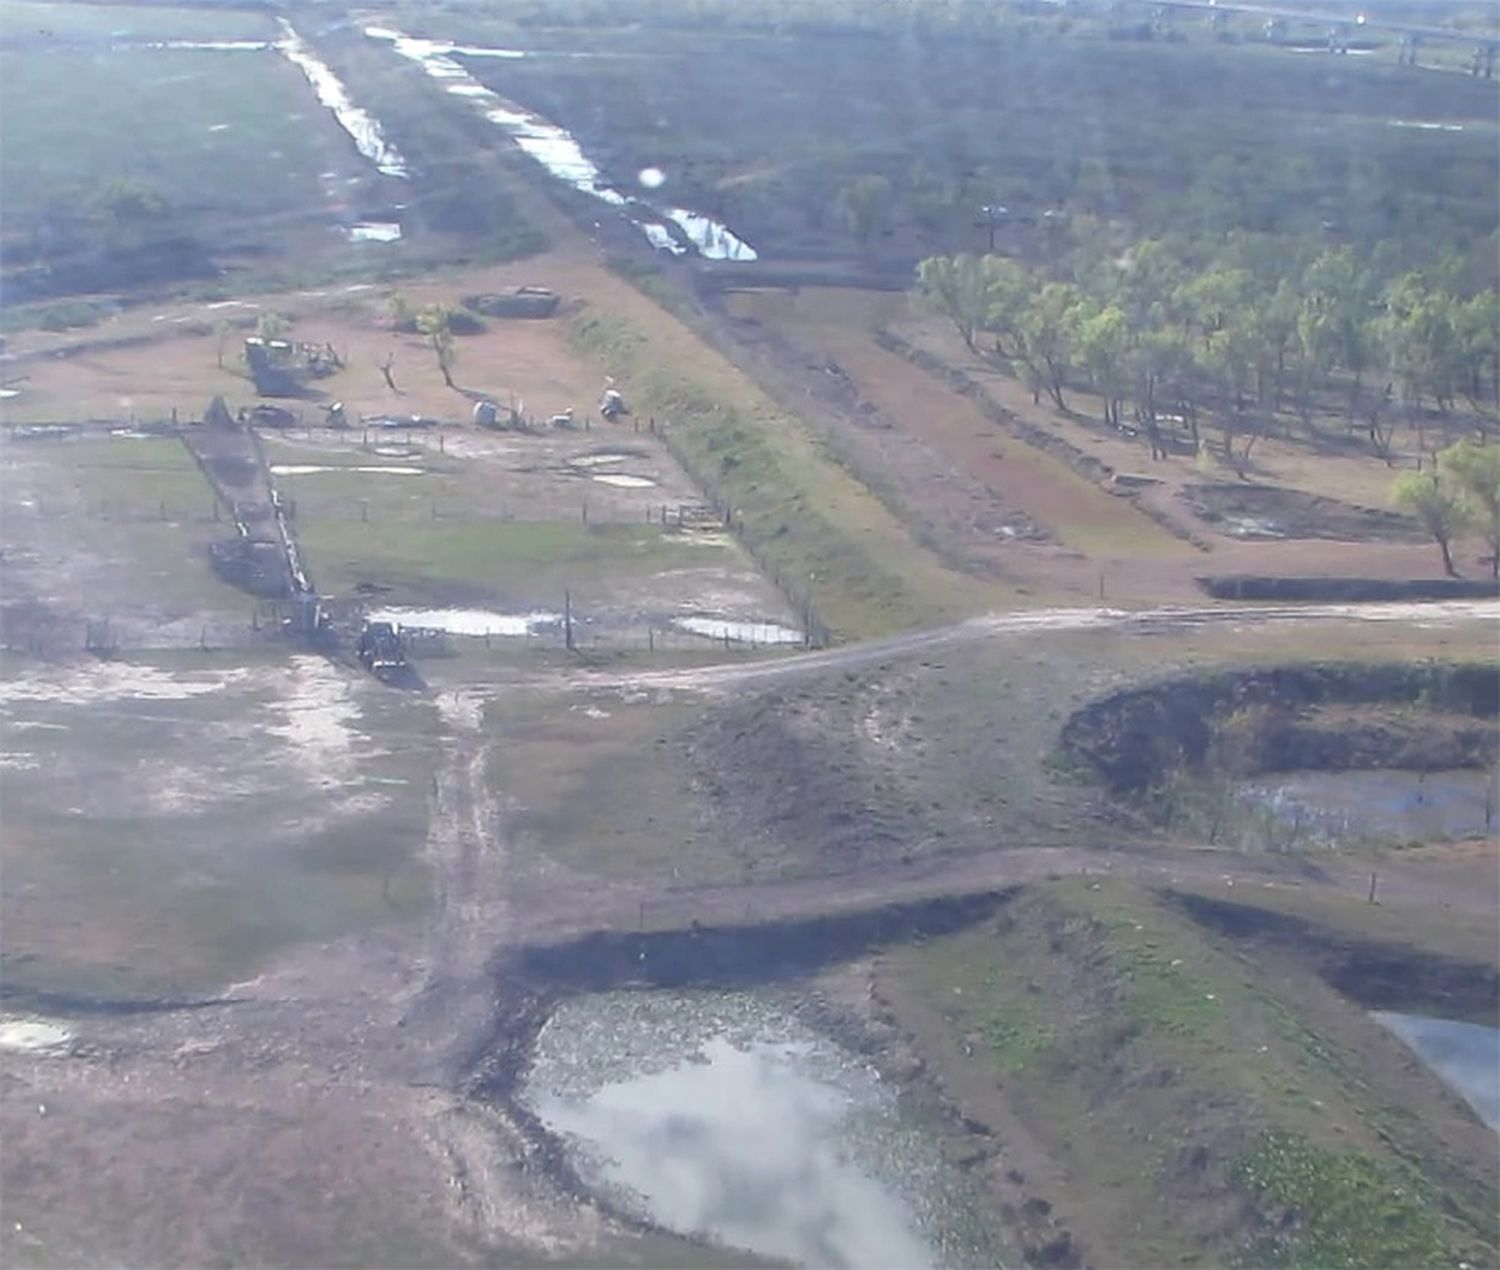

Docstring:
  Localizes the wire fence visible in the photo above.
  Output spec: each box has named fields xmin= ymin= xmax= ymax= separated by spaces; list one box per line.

xmin=654 ymin=418 xmax=833 ymax=648
xmin=1 ymin=608 xmax=814 ymax=658
xmin=5 ymin=409 xmax=829 ymax=653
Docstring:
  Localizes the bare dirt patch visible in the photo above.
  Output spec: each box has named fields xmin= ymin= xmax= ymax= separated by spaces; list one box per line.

xmin=724 ymin=287 xmax=1190 ymax=591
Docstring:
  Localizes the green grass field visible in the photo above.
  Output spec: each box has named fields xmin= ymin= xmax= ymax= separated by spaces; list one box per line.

xmin=296 ymin=517 xmax=733 ymax=606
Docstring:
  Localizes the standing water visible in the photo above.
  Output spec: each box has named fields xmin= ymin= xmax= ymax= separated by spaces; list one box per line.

xmin=1374 ymin=1013 xmax=1500 ymax=1129
xmin=519 ymin=990 xmax=1005 ymax=1267
xmin=363 ymin=26 xmax=757 ymax=260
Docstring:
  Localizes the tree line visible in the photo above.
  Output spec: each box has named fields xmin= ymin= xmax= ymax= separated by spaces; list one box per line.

xmin=916 ymin=234 xmax=1500 ymax=573
xmin=916 ymin=236 xmax=1499 ymax=475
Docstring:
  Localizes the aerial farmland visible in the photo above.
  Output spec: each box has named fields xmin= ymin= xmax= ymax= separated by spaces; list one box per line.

xmin=1 ymin=0 xmax=1497 ymax=1265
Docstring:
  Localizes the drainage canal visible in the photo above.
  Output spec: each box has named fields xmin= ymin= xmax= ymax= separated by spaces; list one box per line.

xmin=363 ymin=25 xmax=757 ymax=260
xmin=1374 ymin=1013 xmax=1500 ymax=1129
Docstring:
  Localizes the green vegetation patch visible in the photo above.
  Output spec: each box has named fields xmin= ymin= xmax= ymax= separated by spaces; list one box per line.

xmin=1230 ymin=1131 xmax=1447 ymax=1269
xmin=298 ymin=517 xmax=717 ymax=604
xmin=896 ymin=879 xmax=1493 ymax=1266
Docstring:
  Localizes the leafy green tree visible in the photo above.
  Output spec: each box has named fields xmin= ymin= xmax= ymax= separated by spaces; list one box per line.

xmin=1296 ymin=246 xmax=1379 ymax=420
xmin=417 ymin=304 xmax=458 ymax=389
xmin=1075 ymin=301 xmax=1130 ymax=427
xmin=1380 ymin=274 xmax=1460 ymax=414
xmin=1017 ymin=282 xmax=1084 ymax=411
xmin=1179 ymin=265 xmax=1253 ymax=353
xmin=916 ymin=253 xmax=988 ymax=353
xmin=979 ymin=256 xmax=1031 ymax=359
xmin=255 ymin=312 xmax=291 ymax=341
xmin=387 ymin=291 xmax=416 ymax=332
xmin=1393 ymin=470 xmax=1472 ymax=577
xmin=1128 ymin=327 xmax=1194 ymax=460
xmin=1441 ymin=439 xmax=1500 ymax=579
xmin=1454 ymin=290 xmax=1500 ymax=412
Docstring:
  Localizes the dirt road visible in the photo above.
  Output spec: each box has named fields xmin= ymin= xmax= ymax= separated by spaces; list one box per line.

xmin=560 ymin=597 xmax=1500 ymax=693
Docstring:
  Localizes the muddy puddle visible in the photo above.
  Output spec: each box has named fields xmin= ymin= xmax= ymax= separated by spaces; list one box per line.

xmin=363 ymin=25 xmax=756 ymax=260
xmin=1387 ymin=119 xmax=1466 ymax=132
xmin=591 ymin=472 xmax=656 ymax=489
xmin=568 ymin=453 xmax=636 ymax=468
xmin=0 ymin=1016 xmax=73 ymax=1055
xmin=676 ymin=616 xmax=804 ymax=645
xmin=366 ymin=607 xmax=559 ymax=636
xmin=1238 ymin=769 xmax=1496 ymax=843
xmin=1374 ymin=1012 xmax=1500 ymax=1128
xmin=519 ymin=990 xmax=1003 ymax=1267
xmin=270 ymin=464 xmax=424 ymax=476
xmin=347 ymin=221 xmax=402 ymax=243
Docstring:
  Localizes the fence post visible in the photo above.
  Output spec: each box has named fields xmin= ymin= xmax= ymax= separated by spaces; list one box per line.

xmin=564 ymin=589 xmax=574 ymax=651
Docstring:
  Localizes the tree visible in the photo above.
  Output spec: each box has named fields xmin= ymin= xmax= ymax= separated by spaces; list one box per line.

xmin=979 ymin=256 xmax=1031 ymax=359
xmin=1075 ymin=302 xmax=1130 ymax=427
xmin=387 ymin=291 xmax=416 ymax=332
xmin=1393 ymin=470 xmax=1472 ymax=577
xmin=91 ymin=178 xmax=170 ymax=253
xmin=256 ymin=311 xmax=291 ymax=342
xmin=1442 ymin=439 xmax=1500 ymax=579
xmin=837 ymin=174 xmax=892 ymax=248
xmin=916 ymin=253 xmax=988 ymax=353
xmin=1296 ymin=246 xmax=1378 ymax=421
xmin=1380 ymin=274 xmax=1461 ymax=415
xmin=1454 ymin=290 xmax=1500 ymax=414
xmin=1017 ymin=282 xmax=1084 ymax=411
xmin=416 ymin=304 xmax=458 ymax=389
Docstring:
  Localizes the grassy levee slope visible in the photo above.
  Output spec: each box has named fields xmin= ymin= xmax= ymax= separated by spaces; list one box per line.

xmin=569 ymin=310 xmax=1007 ymax=639
xmin=895 ymin=878 xmax=1498 ymax=1268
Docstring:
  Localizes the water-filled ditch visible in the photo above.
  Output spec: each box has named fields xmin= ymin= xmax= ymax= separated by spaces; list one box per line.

xmin=1374 ymin=1012 xmax=1500 ymax=1129
xmin=363 ymin=25 xmax=757 ymax=260
xmin=1237 ymin=768 xmax=1497 ymax=845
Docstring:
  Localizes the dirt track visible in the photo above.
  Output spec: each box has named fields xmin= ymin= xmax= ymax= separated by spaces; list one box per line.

xmin=562 ymin=597 xmax=1500 ymax=693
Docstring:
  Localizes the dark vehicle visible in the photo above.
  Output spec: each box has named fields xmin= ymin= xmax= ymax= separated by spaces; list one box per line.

xmin=357 ymin=619 xmax=407 ymax=673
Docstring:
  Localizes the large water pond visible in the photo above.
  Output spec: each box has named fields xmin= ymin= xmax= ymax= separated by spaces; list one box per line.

xmin=1374 ymin=1012 xmax=1500 ymax=1129
xmin=518 ymin=990 xmax=1007 ymax=1268
xmin=1238 ymin=768 xmax=1496 ymax=845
